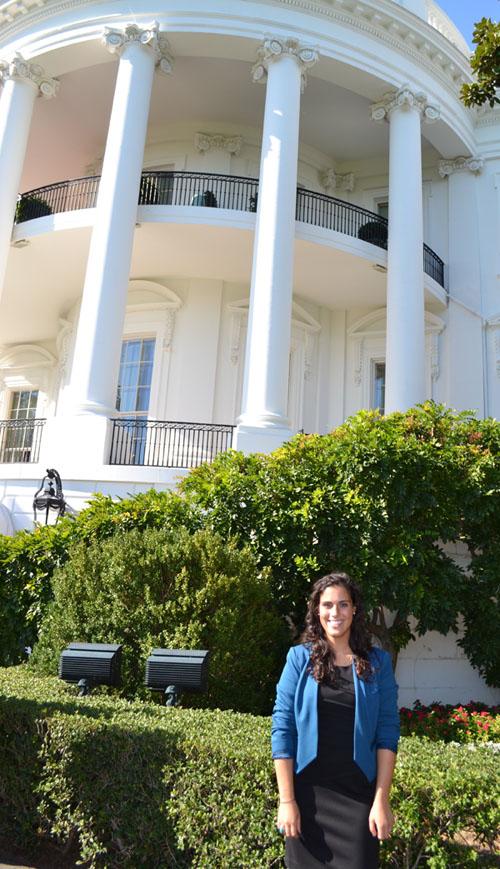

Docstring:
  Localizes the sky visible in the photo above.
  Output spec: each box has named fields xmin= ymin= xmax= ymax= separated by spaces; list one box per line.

xmin=436 ymin=0 xmax=499 ymax=46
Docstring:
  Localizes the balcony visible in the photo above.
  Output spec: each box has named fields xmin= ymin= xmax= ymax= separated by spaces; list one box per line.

xmin=15 ymin=171 xmax=445 ymax=288
xmin=0 ymin=419 xmax=45 ymax=463
xmin=109 ymin=418 xmax=234 ymax=468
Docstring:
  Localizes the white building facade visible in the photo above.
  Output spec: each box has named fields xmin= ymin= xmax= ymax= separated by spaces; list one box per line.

xmin=0 ymin=0 xmax=498 ymax=704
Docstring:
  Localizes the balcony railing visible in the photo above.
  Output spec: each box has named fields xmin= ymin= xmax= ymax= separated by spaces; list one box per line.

xmin=15 ymin=171 xmax=445 ymax=287
xmin=109 ymin=418 xmax=234 ymax=468
xmin=0 ymin=418 xmax=45 ymax=463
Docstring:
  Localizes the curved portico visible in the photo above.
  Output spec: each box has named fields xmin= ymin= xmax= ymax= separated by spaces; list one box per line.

xmin=0 ymin=0 xmax=486 ymax=469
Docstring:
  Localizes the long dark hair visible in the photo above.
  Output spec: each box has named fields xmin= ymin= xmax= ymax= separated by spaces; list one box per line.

xmin=300 ymin=572 xmax=373 ymax=683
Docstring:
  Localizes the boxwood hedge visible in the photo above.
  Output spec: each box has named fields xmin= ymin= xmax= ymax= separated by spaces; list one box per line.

xmin=0 ymin=668 xmax=498 ymax=868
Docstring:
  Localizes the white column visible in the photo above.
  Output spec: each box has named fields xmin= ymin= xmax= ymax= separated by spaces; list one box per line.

xmin=235 ymin=38 xmax=318 ymax=453
xmin=439 ymin=157 xmax=484 ymax=414
xmin=0 ymin=56 xmax=58 ymax=298
xmin=69 ymin=23 xmax=172 ymax=416
xmin=371 ymin=86 xmax=439 ymax=413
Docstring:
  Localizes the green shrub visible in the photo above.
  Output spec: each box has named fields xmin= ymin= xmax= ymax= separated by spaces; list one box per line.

xmin=32 ymin=527 xmax=287 ymax=714
xmin=0 ymin=490 xmax=199 ymax=667
xmin=0 ymin=668 xmax=498 ymax=868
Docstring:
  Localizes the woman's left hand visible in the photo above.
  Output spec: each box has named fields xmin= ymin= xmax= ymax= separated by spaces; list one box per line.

xmin=368 ymin=794 xmax=394 ymax=841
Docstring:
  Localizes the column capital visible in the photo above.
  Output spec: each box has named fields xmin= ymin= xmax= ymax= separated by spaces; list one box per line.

xmin=371 ymin=86 xmax=440 ymax=124
xmin=0 ymin=54 xmax=59 ymax=99
xmin=438 ymin=156 xmax=484 ymax=178
xmin=252 ymin=37 xmax=318 ymax=90
xmin=103 ymin=22 xmax=173 ymax=74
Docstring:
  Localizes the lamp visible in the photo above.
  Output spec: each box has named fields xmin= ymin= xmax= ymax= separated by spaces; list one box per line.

xmin=145 ymin=648 xmax=210 ymax=706
xmin=59 ymin=642 xmax=122 ymax=695
xmin=33 ymin=468 xmax=67 ymax=524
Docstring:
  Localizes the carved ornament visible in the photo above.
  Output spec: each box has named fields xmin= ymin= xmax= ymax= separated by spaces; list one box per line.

xmin=103 ymin=22 xmax=173 ymax=74
xmin=252 ymin=37 xmax=318 ymax=90
xmin=0 ymin=53 xmax=58 ymax=98
xmin=371 ymin=86 xmax=440 ymax=124
xmin=438 ymin=156 xmax=484 ymax=177
xmin=194 ymin=132 xmax=243 ymax=156
xmin=320 ymin=169 xmax=355 ymax=193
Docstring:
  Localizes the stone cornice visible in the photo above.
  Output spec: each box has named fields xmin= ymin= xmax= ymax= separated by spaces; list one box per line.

xmin=371 ymin=85 xmax=440 ymax=123
xmin=0 ymin=53 xmax=58 ymax=97
xmin=252 ymin=37 xmax=318 ymax=90
xmin=438 ymin=156 xmax=484 ymax=178
xmin=194 ymin=132 xmax=243 ymax=155
xmin=320 ymin=168 xmax=355 ymax=192
xmin=0 ymin=1 xmax=471 ymax=105
xmin=103 ymin=23 xmax=173 ymax=74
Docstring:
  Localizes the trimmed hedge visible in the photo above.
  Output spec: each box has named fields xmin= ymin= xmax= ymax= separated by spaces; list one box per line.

xmin=0 ymin=669 xmax=498 ymax=868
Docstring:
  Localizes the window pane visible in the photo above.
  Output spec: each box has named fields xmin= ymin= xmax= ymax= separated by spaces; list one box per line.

xmin=373 ymin=363 xmax=386 ymax=414
xmin=116 ymin=339 xmax=155 ymax=417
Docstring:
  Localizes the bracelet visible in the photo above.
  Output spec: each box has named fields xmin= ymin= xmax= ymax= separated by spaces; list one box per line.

xmin=279 ymin=798 xmax=296 ymax=804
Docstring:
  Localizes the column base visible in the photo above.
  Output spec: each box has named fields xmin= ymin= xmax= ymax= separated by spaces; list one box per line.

xmin=40 ymin=414 xmax=112 ymax=475
xmin=233 ymin=423 xmax=292 ymax=455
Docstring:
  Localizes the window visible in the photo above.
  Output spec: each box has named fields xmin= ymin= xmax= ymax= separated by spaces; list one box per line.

xmin=372 ymin=362 xmax=386 ymax=414
xmin=9 ymin=389 xmax=39 ymax=420
xmin=116 ymin=338 xmax=155 ymax=464
xmin=1 ymin=390 xmax=39 ymax=462
xmin=116 ymin=338 xmax=155 ymax=415
xmin=377 ymin=202 xmax=389 ymax=220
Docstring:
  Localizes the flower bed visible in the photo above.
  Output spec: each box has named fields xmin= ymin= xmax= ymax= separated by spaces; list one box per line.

xmin=400 ymin=700 xmax=500 ymax=743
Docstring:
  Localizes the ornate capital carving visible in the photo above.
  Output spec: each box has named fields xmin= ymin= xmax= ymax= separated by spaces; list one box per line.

xmin=320 ymin=169 xmax=355 ymax=193
xmin=194 ymin=132 xmax=243 ymax=156
xmin=103 ymin=23 xmax=173 ymax=74
xmin=252 ymin=37 xmax=318 ymax=90
xmin=371 ymin=86 xmax=440 ymax=124
xmin=438 ymin=156 xmax=484 ymax=178
xmin=0 ymin=54 xmax=58 ymax=98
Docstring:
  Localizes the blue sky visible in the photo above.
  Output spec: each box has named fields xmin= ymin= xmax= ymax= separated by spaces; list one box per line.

xmin=437 ymin=0 xmax=499 ymax=46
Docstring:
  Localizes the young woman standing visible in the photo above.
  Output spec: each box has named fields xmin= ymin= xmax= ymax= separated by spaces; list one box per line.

xmin=272 ymin=572 xmax=400 ymax=868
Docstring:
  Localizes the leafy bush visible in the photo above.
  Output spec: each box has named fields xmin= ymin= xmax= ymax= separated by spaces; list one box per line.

xmin=32 ymin=527 xmax=287 ymax=714
xmin=0 ymin=490 xmax=199 ymax=667
xmin=0 ymin=668 xmax=498 ymax=868
xmin=400 ymin=700 xmax=500 ymax=743
xmin=181 ymin=403 xmax=500 ymax=683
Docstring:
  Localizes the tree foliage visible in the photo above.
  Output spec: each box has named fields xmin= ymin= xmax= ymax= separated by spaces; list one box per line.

xmin=461 ymin=17 xmax=500 ymax=108
xmin=181 ymin=403 xmax=500 ymax=684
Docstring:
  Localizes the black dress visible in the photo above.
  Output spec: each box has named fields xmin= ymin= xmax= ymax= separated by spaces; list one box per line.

xmin=285 ymin=665 xmax=379 ymax=869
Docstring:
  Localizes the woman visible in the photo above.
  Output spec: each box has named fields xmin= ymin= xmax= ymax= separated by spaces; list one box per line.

xmin=272 ymin=572 xmax=400 ymax=869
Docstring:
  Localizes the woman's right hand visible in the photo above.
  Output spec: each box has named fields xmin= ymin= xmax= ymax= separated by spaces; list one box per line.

xmin=277 ymin=799 xmax=301 ymax=838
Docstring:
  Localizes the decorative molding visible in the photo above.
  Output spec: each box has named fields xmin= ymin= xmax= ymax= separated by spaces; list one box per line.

xmin=103 ymin=22 xmax=173 ymax=74
xmin=486 ymin=315 xmax=500 ymax=377
xmin=353 ymin=337 xmax=364 ymax=386
xmin=438 ymin=156 xmax=484 ymax=177
xmin=0 ymin=53 xmax=58 ymax=98
xmin=0 ymin=0 xmax=471 ymax=108
xmin=252 ymin=37 xmax=319 ymax=90
xmin=228 ymin=306 xmax=247 ymax=365
xmin=55 ymin=317 xmax=73 ymax=382
xmin=126 ymin=279 xmax=181 ymax=352
xmin=320 ymin=169 xmax=355 ymax=193
xmin=371 ymin=85 xmax=440 ymax=123
xmin=194 ymin=132 xmax=243 ymax=156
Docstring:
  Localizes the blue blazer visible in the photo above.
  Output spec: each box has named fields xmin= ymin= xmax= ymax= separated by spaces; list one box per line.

xmin=271 ymin=644 xmax=400 ymax=782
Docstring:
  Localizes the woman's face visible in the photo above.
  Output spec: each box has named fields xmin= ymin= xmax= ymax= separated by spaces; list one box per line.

xmin=318 ymin=584 xmax=355 ymax=644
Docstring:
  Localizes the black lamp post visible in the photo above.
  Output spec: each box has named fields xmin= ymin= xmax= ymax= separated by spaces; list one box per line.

xmin=33 ymin=468 xmax=67 ymax=524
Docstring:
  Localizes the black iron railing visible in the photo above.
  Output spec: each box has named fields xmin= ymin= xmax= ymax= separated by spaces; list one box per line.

xmin=15 ymin=171 xmax=445 ymax=287
xmin=0 ymin=418 xmax=45 ymax=463
xmin=109 ymin=418 xmax=234 ymax=468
